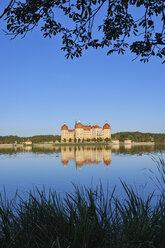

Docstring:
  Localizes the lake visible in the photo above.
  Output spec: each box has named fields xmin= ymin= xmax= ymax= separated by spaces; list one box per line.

xmin=0 ymin=144 xmax=165 ymax=200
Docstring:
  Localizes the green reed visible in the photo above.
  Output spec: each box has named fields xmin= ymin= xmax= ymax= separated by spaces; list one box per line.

xmin=0 ymin=159 xmax=164 ymax=248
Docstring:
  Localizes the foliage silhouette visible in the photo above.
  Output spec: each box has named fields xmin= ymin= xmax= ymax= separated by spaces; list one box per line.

xmin=1 ymin=0 xmax=165 ymax=62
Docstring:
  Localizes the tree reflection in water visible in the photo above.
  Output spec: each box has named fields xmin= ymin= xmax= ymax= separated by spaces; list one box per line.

xmin=0 ymin=144 xmax=165 ymax=169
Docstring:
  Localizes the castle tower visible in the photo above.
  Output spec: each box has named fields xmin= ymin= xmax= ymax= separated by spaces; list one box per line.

xmin=103 ymin=121 xmax=111 ymax=140
xmin=75 ymin=120 xmax=83 ymax=142
xmin=61 ymin=122 xmax=69 ymax=143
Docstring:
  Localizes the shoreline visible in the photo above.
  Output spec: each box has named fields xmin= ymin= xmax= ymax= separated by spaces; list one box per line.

xmin=0 ymin=141 xmax=157 ymax=148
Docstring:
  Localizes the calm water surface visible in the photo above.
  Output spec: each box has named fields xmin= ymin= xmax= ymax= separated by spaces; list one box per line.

xmin=0 ymin=144 xmax=165 ymax=199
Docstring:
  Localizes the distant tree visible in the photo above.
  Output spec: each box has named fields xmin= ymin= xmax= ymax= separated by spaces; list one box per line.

xmin=111 ymin=132 xmax=165 ymax=143
xmin=127 ymin=135 xmax=133 ymax=141
xmin=1 ymin=0 xmax=165 ymax=62
xmin=53 ymin=135 xmax=61 ymax=142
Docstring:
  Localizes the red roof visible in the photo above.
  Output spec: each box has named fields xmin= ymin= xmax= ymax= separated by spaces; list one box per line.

xmin=103 ymin=123 xmax=111 ymax=129
xmin=61 ymin=124 xmax=68 ymax=130
xmin=75 ymin=122 xmax=83 ymax=128
xmin=76 ymin=122 xmax=102 ymax=130
xmin=62 ymin=122 xmax=111 ymax=130
xmin=93 ymin=124 xmax=101 ymax=129
xmin=83 ymin=126 xmax=91 ymax=131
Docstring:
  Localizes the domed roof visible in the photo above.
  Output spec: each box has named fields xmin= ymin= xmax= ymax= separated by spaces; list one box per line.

xmin=75 ymin=123 xmax=83 ymax=128
xmin=103 ymin=121 xmax=111 ymax=129
xmin=93 ymin=124 xmax=101 ymax=129
xmin=75 ymin=120 xmax=83 ymax=129
xmin=61 ymin=122 xmax=68 ymax=130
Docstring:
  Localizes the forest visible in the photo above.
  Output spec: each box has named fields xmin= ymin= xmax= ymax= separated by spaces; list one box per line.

xmin=0 ymin=132 xmax=165 ymax=144
xmin=0 ymin=135 xmax=61 ymax=144
xmin=111 ymin=132 xmax=165 ymax=142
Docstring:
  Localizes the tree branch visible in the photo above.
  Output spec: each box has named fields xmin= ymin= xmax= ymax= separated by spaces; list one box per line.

xmin=0 ymin=0 xmax=15 ymax=19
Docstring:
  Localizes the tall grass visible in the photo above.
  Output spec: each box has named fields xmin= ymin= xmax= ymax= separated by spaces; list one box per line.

xmin=151 ymin=155 xmax=165 ymax=194
xmin=0 ymin=159 xmax=164 ymax=248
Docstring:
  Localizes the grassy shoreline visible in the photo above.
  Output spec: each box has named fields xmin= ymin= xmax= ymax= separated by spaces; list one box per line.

xmin=0 ymin=181 xmax=164 ymax=248
xmin=0 ymin=141 xmax=158 ymax=148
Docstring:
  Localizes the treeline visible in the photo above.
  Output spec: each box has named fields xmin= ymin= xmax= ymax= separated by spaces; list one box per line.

xmin=112 ymin=132 xmax=165 ymax=142
xmin=0 ymin=132 xmax=165 ymax=144
xmin=0 ymin=135 xmax=61 ymax=144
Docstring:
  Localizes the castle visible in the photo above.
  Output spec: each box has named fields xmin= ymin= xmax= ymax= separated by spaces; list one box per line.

xmin=61 ymin=120 xmax=111 ymax=143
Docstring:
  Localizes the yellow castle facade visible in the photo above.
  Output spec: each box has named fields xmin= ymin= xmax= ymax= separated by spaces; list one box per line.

xmin=61 ymin=146 xmax=112 ymax=168
xmin=61 ymin=120 xmax=111 ymax=143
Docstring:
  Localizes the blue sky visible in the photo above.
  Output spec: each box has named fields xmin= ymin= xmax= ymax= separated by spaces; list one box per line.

xmin=0 ymin=4 xmax=165 ymax=136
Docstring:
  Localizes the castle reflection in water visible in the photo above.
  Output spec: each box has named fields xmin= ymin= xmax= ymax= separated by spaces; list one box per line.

xmin=61 ymin=146 xmax=112 ymax=168
xmin=0 ymin=143 xmax=158 ymax=170
xmin=61 ymin=144 xmax=156 ymax=168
